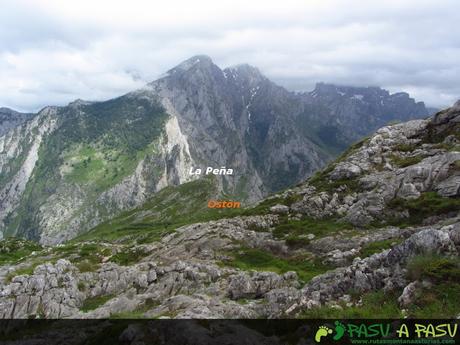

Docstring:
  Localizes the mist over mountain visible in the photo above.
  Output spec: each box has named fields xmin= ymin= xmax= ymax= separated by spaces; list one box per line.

xmin=0 ymin=55 xmax=431 ymax=244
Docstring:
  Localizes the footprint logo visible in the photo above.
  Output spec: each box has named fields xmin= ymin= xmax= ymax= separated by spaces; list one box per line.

xmin=333 ymin=321 xmax=346 ymax=341
xmin=315 ymin=325 xmax=333 ymax=343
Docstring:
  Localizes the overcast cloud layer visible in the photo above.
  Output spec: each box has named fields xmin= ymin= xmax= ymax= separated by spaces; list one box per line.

xmin=1 ymin=0 xmax=459 ymax=112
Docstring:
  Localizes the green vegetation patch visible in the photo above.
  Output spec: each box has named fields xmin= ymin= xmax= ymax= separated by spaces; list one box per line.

xmin=74 ymin=243 xmax=111 ymax=272
xmin=307 ymin=164 xmax=336 ymax=191
xmin=389 ymin=154 xmax=424 ymax=168
xmin=298 ymin=255 xmax=460 ymax=318
xmin=434 ymin=142 xmax=460 ymax=152
xmin=454 ymin=160 xmax=460 ymax=169
xmin=221 ymin=247 xmax=332 ymax=283
xmin=109 ymin=248 xmax=148 ymax=266
xmin=75 ymin=261 xmax=98 ymax=273
xmin=272 ymin=216 xmax=352 ymax=247
xmin=407 ymin=255 xmax=460 ymax=283
xmin=404 ymin=255 xmax=460 ymax=318
xmin=299 ymin=290 xmax=402 ymax=318
xmin=52 ymin=243 xmax=79 ymax=255
xmin=5 ymin=95 xmax=169 ymax=239
xmin=359 ymin=238 xmax=403 ymax=258
xmin=62 ymin=143 xmax=152 ymax=192
xmin=0 ymin=238 xmax=42 ymax=265
xmin=310 ymin=175 xmax=360 ymax=195
xmin=407 ymin=283 xmax=460 ymax=318
xmin=423 ymin=113 xmax=460 ymax=144
xmin=80 ymin=294 xmax=115 ymax=312
xmin=51 ymin=242 xmax=111 ymax=272
xmin=394 ymin=143 xmax=417 ymax=152
xmin=387 ymin=192 xmax=460 ymax=227
xmin=5 ymin=262 xmax=44 ymax=283
xmin=76 ymin=178 xmax=243 ymax=243
xmin=77 ymin=281 xmax=86 ymax=292
xmin=110 ymin=298 xmax=159 ymax=319
xmin=307 ymin=149 xmax=362 ymax=194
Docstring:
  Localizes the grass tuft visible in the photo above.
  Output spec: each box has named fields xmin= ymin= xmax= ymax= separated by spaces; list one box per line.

xmin=407 ymin=255 xmax=460 ymax=283
xmin=221 ymin=247 xmax=331 ymax=283
xmin=299 ymin=291 xmax=402 ymax=318
xmin=387 ymin=192 xmax=460 ymax=226
xmin=109 ymin=249 xmax=147 ymax=266
xmin=80 ymin=294 xmax=114 ymax=312
xmin=359 ymin=238 xmax=402 ymax=258
xmin=272 ymin=216 xmax=351 ymax=246
xmin=389 ymin=154 xmax=424 ymax=168
xmin=0 ymin=238 xmax=42 ymax=265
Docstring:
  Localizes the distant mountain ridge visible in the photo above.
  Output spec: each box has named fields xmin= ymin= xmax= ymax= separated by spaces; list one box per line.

xmin=0 ymin=55 xmax=431 ymax=243
xmin=0 ymin=108 xmax=34 ymax=137
xmin=300 ymin=82 xmax=432 ymax=153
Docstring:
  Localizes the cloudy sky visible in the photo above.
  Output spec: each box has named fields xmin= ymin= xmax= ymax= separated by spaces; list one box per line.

xmin=1 ymin=0 xmax=459 ymax=112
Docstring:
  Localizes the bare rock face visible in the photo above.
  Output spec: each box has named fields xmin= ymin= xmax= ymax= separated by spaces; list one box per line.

xmin=269 ymin=204 xmax=289 ymax=215
xmin=398 ymin=281 xmax=420 ymax=307
xmin=0 ymin=107 xmax=59 ymax=239
xmin=302 ymin=83 xmax=431 ymax=150
xmin=0 ymin=259 xmax=83 ymax=318
xmin=149 ymin=55 xmax=327 ymax=197
xmin=0 ymin=107 xmax=34 ymax=137
xmin=436 ymin=175 xmax=460 ymax=197
xmin=227 ymin=271 xmax=299 ymax=300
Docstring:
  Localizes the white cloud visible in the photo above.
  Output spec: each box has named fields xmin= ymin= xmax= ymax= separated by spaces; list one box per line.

xmin=0 ymin=0 xmax=459 ymax=111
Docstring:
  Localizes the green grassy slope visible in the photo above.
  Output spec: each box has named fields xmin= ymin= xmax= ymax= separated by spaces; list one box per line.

xmin=75 ymin=177 xmax=243 ymax=243
xmin=4 ymin=94 xmax=169 ymax=239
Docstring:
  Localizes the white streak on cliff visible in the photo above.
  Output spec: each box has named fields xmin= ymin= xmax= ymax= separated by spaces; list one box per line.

xmin=0 ymin=109 xmax=57 ymax=235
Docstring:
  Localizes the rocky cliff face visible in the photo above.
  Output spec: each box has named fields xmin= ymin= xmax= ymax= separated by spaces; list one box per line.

xmin=0 ymin=108 xmax=34 ymax=137
xmin=300 ymin=83 xmax=431 ymax=153
xmin=149 ymin=56 xmax=328 ymax=195
xmin=0 ymin=101 xmax=458 ymax=319
xmin=0 ymin=55 xmax=431 ymax=244
xmin=0 ymin=107 xmax=59 ymax=239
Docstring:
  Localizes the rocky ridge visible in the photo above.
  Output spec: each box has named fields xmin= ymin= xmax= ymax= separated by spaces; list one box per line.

xmin=303 ymin=83 xmax=431 ymax=149
xmin=0 ymin=108 xmax=34 ymax=137
xmin=0 ymin=101 xmax=458 ymax=319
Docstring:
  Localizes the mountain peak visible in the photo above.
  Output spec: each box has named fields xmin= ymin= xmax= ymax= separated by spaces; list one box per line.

xmin=167 ymin=55 xmax=215 ymax=73
xmin=0 ymin=107 xmax=18 ymax=114
xmin=225 ymin=63 xmax=260 ymax=73
xmin=453 ymin=99 xmax=460 ymax=111
xmin=224 ymin=63 xmax=263 ymax=77
xmin=0 ymin=107 xmax=34 ymax=136
xmin=68 ymin=99 xmax=93 ymax=108
xmin=312 ymin=82 xmax=386 ymax=96
xmin=222 ymin=64 xmax=267 ymax=87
